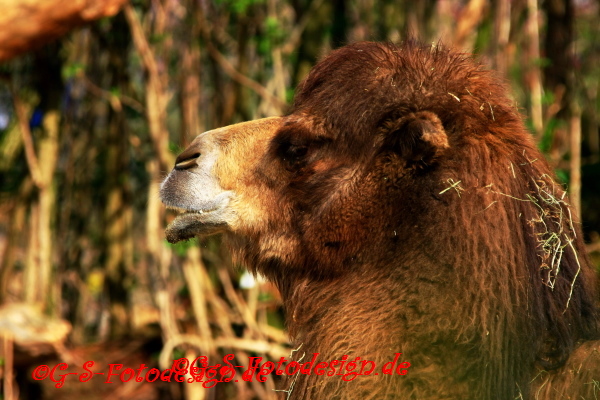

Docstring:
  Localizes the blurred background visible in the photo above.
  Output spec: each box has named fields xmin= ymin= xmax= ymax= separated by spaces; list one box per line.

xmin=0 ymin=0 xmax=599 ymax=399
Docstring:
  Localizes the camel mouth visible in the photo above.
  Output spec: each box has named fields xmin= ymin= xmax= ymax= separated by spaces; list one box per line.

xmin=163 ymin=195 xmax=233 ymax=243
xmin=167 ymin=205 xmax=219 ymax=215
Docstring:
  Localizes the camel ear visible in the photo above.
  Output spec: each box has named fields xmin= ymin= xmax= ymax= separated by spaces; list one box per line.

xmin=384 ymin=111 xmax=449 ymax=164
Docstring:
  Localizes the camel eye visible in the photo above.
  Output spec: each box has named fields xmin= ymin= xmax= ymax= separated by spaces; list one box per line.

xmin=278 ymin=142 xmax=309 ymax=170
xmin=284 ymin=145 xmax=308 ymax=160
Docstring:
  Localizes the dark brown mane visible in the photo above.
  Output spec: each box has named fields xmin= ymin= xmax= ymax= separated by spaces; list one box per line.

xmin=278 ymin=42 xmax=599 ymax=398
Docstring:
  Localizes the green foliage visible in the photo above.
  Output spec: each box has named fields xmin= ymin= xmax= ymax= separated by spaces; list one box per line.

xmin=286 ymin=88 xmax=295 ymax=104
xmin=169 ymin=141 xmax=182 ymax=155
xmin=257 ymin=291 xmax=273 ymax=302
xmin=533 ymin=57 xmax=551 ymax=68
xmin=473 ymin=16 xmax=492 ymax=53
xmin=266 ymin=306 xmax=285 ymax=330
xmin=97 ymin=17 xmax=113 ymax=31
xmin=257 ymin=16 xmax=286 ymax=55
xmin=149 ymin=33 xmax=169 ymax=44
xmin=555 ymin=168 xmax=569 ymax=185
xmin=538 ymin=118 xmax=560 ymax=153
xmin=165 ymin=238 xmax=199 ymax=256
xmin=541 ymin=90 xmax=555 ymax=106
xmin=172 ymin=347 xmax=185 ymax=360
xmin=61 ymin=62 xmax=84 ymax=79
xmin=214 ymin=0 xmax=265 ymax=14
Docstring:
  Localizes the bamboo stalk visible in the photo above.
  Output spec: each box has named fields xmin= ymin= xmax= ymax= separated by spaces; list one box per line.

xmin=179 ymin=44 xmax=202 ymax=146
xmin=569 ymin=105 xmax=582 ymax=221
xmin=182 ymin=246 xmax=214 ymax=354
xmin=453 ymin=0 xmax=486 ymax=51
xmin=494 ymin=0 xmax=511 ymax=75
xmin=1 ymin=335 xmax=15 ymax=400
xmin=13 ymin=88 xmax=59 ymax=307
xmin=268 ymin=0 xmax=288 ymax=115
xmin=527 ymin=0 xmax=544 ymax=138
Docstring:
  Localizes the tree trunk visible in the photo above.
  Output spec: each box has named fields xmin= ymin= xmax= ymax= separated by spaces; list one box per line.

xmin=0 ymin=0 xmax=129 ymax=61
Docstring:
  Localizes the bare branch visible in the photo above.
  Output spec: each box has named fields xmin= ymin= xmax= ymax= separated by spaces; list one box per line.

xmin=205 ymin=42 xmax=287 ymax=112
xmin=124 ymin=4 xmax=174 ymax=171
xmin=11 ymin=90 xmax=44 ymax=189
xmin=281 ymin=0 xmax=326 ymax=55
xmin=82 ymin=75 xmax=145 ymax=114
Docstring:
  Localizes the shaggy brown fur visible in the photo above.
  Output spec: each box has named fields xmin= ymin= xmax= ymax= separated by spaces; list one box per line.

xmin=161 ymin=41 xmax=600 ymax=399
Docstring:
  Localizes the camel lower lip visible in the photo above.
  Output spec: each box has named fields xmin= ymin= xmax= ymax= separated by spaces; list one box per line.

xmin=165 ymin=210 xmax=228 ymax=243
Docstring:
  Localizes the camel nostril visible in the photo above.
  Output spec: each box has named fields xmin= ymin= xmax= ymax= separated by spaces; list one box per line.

xmin=175 ymin=152 xmax=201 ymax=170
